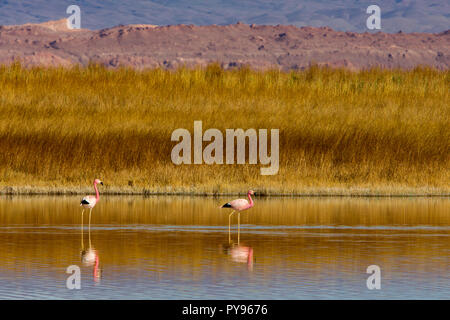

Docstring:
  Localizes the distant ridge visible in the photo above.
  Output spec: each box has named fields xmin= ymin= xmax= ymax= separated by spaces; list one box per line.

xmin=0 ymin=20 xmax=448 ymax=70
xmin=25 ymin=19 xmax=81 ymax=32
xmin=0 ymin=0 xmax=448 ymax=33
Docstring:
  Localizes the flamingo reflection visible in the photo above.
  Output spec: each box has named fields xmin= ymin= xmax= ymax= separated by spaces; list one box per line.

xmin=80 ymin=213 xmax=102 ymax=283
xmin=221 ymin=243 xmax=254 ymax=271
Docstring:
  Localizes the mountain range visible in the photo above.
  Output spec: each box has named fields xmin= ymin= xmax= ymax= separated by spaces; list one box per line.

xmin=0 ymin=0 xmax=448 ymax=33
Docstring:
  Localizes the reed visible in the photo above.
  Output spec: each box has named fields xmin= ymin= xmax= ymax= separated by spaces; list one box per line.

xmin=0 ymin=63 xmax=448 ymax=195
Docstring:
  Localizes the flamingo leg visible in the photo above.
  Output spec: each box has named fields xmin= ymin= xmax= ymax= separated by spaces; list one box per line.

xmin=228 ymin=211 xmax=235 ymax=244
xmin=88 ymin=208 xmax=92 ymax=248
xmin=81 ymin=209 xmax=84 ymax=250
xmin=238 ymin=212 xmax=240 ymax=245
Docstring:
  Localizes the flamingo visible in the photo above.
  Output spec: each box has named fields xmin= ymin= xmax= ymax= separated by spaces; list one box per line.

xmin=80 ymin=179 xmax=103 ymax=236
xmin=221 ymin=190 xmax=255 ymax=244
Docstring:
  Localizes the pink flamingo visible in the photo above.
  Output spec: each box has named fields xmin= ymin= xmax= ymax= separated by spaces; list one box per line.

xmin=221 ymin=190 xmax=255 ymax=244
xmin=80 ymin=179 xmax=103 ymax=234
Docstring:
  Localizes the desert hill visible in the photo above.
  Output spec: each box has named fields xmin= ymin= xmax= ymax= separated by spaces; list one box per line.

xmin=0 ymin=20 xmax=448 ymax=70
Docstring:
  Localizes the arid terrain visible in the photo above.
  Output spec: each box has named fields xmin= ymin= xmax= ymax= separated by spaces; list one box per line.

xmin=0 ymin=19 xmax=448 ymax=70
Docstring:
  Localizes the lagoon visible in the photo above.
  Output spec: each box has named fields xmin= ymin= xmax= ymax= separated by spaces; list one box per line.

xmin=0 ymin=196 xmax=448 ymax=299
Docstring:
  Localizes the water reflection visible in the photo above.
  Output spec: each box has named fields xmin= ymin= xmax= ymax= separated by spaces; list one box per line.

xmin=0 ymin=196 xmax=448 ymax=299
xmin=80 ymin=213 xmax=101 ymax=284
xmin=221 ymin=243 xmax=254 ymax=271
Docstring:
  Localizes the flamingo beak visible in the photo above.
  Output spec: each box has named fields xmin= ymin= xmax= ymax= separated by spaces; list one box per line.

xmin=100 ymin=182 xmax=104 ymax=186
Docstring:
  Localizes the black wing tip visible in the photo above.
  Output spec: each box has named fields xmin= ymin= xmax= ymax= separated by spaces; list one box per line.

xmin=222 ymin=203 xmax=232 ymax=208
xmin=80 ymin=199 xmax=90 ymax=205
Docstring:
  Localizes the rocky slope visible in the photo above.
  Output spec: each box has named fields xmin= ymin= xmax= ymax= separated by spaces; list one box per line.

xmin=0 ymin=20 xmax=448 ymax=70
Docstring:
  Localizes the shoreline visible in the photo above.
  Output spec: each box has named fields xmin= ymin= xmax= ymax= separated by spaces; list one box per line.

xmin=1 ymin=186 xmax=449 ymax=197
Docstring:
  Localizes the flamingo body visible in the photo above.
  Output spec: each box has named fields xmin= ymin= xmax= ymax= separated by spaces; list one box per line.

xmin=222 ymin=198 xmax=253 ymax=211
xmin=80 ymin=195 xmax=97 ymax=209
xmin=80 ymin=179 xmax=103 ymax=208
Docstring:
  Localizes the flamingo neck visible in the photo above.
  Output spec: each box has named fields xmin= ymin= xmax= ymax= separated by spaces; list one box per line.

xmin=94 ymin=182 xmax=99 ymax=201
xmin=247 ymin=193 xmax=254 ymax=208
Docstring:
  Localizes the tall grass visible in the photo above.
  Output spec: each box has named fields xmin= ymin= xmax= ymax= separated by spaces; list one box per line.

xmin=0 ymin=63 xmax=448 ymax=195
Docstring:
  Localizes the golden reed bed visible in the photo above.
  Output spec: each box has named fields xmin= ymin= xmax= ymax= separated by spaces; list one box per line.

xmin=0 ymin=63 xmax=448 ymax=195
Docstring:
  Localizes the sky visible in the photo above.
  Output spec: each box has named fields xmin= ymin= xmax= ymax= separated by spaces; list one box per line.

xmin=0 ymin=0 xmax=448 ymax=33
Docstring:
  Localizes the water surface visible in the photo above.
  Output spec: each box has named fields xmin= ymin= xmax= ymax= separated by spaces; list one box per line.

xmin=0 ymin=196 xmax=448 ymax=299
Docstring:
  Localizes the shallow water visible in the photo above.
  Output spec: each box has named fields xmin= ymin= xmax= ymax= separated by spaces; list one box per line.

xmin=0 ymin=196 xmax=448 ymax=299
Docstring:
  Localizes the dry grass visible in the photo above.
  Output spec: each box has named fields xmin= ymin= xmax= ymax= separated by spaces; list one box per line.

xmin=0 ymin=63 xmax=448 ymax=195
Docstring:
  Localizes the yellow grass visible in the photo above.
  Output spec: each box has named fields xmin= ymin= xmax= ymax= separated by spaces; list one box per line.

xmin=0 ymin=63 xmax=448 ymax=195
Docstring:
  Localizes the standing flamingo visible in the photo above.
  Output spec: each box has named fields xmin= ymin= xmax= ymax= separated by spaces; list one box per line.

xmin=80 ymin=179 xmax=103 ymax=236
xmin=221 ymin=190 xmax=255 ymax=244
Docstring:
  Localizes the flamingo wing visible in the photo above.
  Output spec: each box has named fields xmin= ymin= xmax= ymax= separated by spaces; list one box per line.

xmin=229 ymin=198 xmax=249 ymax=210
xmin=80 ymin=195 xmax=96 ymax=207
